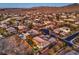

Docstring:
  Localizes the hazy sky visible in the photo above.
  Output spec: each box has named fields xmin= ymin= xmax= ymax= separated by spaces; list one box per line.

xmin=0 ymin=3 xmax=73 ymax=8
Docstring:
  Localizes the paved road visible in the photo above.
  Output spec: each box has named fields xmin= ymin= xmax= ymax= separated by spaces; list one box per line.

xmin=1 ymin=18 xmax=11 ymax=24
xmin=0 ymin=17 xmax=20 ymax=24
xmin=41 ymin=29 xmax=79 ymax=46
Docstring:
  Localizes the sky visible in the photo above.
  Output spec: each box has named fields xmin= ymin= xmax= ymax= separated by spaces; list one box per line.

xmin=0 ymin=3 xmax=73 ymax=8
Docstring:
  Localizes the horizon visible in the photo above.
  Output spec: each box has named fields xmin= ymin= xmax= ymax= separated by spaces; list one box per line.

xmin=0 ymin=3 xmax=73 ymax=8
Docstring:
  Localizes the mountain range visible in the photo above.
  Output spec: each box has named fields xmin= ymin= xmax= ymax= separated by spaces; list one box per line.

xmin=0 ymin=3 xmax=79 ymax=14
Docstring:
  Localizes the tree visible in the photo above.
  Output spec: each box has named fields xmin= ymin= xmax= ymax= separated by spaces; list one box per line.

xmin=28 ymin=22 xmax=33 ymax=29
xmin=9 ymin=19 xmax=16 ymax=25
xmin=0 ymin=28 xmax=8 ymax=37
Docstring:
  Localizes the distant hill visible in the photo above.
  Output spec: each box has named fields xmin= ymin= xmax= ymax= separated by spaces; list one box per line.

xmin=63 ymin=3 xmax=79 ymax=7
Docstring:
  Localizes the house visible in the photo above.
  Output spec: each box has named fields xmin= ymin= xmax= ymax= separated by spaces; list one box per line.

xmin=6 ymin=27 xmax=17 ymax=34
xmin=60 ymin=27 xmax=70 ymax=33
xmin=44 ymin=21 xmax=51 ymax=25
xmin=18 ymin=24 xmax=26 ymax=33
xmin=49 ymin=37 xmax=57 ymax=43
xmin=0 ymin=34 xmax=3 ymax=38
xmin=54 ymin=27 xmax=70 ymax=36
xmin=33 ymin=36 xmax=50 ymax=49
xmin=64 ymin=19 xmax=75 ymax=22
xmin=75 ymin=21 xmax=79 ymax=25
xmin=28 ymin=29 xmax=39 ymax=36
xmin=60 ymin=15 xmax=67 ymax=19
xmin=0 ymin=23 xmax=8 ymax=28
